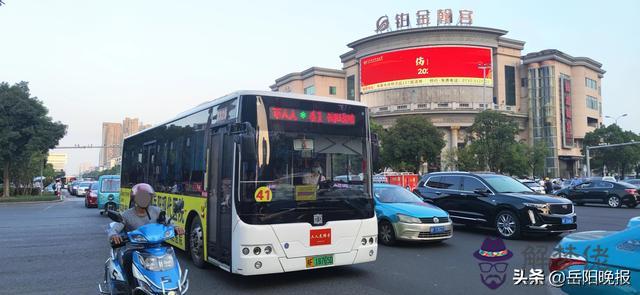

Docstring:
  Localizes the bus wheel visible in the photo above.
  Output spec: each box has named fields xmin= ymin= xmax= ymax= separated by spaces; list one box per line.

xmin=189 ymin=217 xmax=206 ymax=268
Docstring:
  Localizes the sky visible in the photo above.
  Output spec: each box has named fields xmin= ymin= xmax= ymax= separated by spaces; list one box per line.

xmin=1 ymin=0 xmax=639 ymax=174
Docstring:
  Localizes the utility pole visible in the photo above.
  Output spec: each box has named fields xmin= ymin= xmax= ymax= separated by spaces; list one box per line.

xmin=585 ymin=141 xmax=640 ymax=177
xmin=478 ymin=63 xmax=491 ymax=110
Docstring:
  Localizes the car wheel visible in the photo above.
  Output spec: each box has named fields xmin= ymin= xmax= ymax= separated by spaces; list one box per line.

xmin=495 ymin=211 xmax=521 ymax=239
xmin=188 ymin=217 xmax=207 ymax=268
xmin=378 ymin=221 xmax=397 ymax=246
xmin=607 ymin=195 xmax=622 ymax=208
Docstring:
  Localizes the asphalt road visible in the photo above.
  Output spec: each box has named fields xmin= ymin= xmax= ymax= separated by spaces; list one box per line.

xmin=0 ymin=192 xmax=637 ymax=295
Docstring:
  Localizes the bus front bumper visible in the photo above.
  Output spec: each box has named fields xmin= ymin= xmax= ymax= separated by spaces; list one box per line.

xmin=233 ymin=244 xmax=377 ymax=275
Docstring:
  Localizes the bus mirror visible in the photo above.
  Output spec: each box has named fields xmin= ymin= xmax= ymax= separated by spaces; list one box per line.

xmin=230 ymin=122 xmax=252 ymax=135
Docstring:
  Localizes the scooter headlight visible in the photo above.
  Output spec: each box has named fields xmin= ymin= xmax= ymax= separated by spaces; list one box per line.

xmin=137 ymin=252 xmax=175 ymax=272
xmin=164 ymin=229 xmax=175 ymax=239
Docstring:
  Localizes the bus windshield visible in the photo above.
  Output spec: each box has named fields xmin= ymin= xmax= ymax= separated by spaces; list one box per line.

xmin=101 ymin=178 xmax=120 ymax=193
xmin=238 ymin=95 xmax=374 ymax=225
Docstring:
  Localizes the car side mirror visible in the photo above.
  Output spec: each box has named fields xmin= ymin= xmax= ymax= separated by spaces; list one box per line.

xmin=107 ymin=210 xmax=123 ymax=223
xmin=473 ymin=188 xmax=490 ymax=196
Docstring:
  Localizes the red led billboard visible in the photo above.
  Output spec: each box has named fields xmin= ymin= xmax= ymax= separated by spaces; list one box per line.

xmin=269 ymin=107 xmax=356 ymax=125
xmin=360 ymin=46 xmax=493 ymax=93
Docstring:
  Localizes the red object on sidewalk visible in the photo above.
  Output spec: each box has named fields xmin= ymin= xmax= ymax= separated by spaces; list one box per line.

xmin=384 ymin=173 xmax=420 ymax=191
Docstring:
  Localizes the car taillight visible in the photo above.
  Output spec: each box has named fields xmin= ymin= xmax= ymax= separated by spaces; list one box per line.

xmin=549 ymin=256 xmax=587 ymax=272
xmin=625 ymin=189 xmax=637 ymax=195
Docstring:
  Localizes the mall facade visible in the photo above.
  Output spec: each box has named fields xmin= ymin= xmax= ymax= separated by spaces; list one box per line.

xmin=270 ymin=26 xmax=605 ymax=178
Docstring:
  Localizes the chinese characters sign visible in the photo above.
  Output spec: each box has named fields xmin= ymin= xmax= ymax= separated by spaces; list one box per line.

xmin=560 ymin=77 xmax=574 ymax=148
xmin=360 ymin=46 xmax=493 ymax=93
xmin=269 ymin=107 xmax=356 ymax=125
xmin=376 ymin=9 xmax=473 ymax=32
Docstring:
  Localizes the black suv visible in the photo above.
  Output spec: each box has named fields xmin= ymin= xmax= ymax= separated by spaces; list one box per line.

xmin=413 ymin=172 xmax=577 ymax=239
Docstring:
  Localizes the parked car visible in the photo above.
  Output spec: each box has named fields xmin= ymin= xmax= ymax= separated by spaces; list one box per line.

xmin=549 ymin=216 xmax=640 ymax=294
xmin=373 ymin=183 xmax=452 ymax=245
xmin=69 ymin=181 xmax=79 ymax=195
xmin=76 ymin=181 xmax=92 ymax=197
xmin=85 ymin=182 xmax=98 ymax=208
xmin=520 ymin=180 xmax=546 ymax=194
xmin=96 ymin=175 xmax=120 ymax=214
xmin=555 ymin=180 xmax=639 ymax=208
xmin=413 ymin=172 xmax=577 ymax=239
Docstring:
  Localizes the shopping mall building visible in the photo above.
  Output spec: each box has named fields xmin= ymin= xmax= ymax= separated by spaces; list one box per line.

xmin=270 ymin=26 xmax=605 ymax=178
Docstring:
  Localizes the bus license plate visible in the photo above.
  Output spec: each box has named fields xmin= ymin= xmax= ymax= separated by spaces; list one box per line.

xmin=562 ymin=217 xmax=573 ymax=224
xmin=305 ymin=254 xmax=334 ymax=268
xmin=430 ymin=226 xmax=445 ymax=234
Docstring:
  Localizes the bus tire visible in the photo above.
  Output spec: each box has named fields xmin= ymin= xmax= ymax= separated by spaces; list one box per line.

xmin=188 ymin=217 xmax=206 ymax=268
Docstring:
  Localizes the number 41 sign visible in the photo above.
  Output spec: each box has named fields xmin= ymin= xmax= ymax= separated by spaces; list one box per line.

xmin=254 ymin=186 xmax=272 ymax=202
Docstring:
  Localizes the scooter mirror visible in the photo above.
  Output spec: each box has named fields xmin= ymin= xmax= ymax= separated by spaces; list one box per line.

xmin=107 ymin=210 xmax=123 ymax=223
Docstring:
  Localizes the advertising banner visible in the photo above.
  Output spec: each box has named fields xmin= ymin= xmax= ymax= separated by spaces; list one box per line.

xmin=360 ymin=46 xmax=493 ymax=93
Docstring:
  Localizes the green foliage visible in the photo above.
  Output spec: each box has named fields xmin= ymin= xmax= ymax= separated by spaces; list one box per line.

xmin=378 ymin=116 xmax=445 ymax=173
xmin=467 ymin=110 xmax=520 ymax=173
xmin=0 ymin=81 xmax=67 ymax=197
xmin=82 ymin=165 xmax=121 ymax=179
xmin=369 ymin=121 xmax=385 ymax=172
xmin=583 ymin=124 xmax=640 ymax=178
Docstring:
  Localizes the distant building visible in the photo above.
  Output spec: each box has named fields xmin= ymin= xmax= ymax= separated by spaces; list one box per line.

xmin=100 ymin=122 xmax=123 ymax=169
xmin=100 ymin=117 xmax=151 ymax=169
xmin=270 ymin=26 xmax=605 ymax=178
xmin=47 ymin=153 xmax=68 ymax=172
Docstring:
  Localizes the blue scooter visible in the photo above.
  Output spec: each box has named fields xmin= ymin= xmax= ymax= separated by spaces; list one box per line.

xmin=99 ymin=203 xmax=189 ymax=295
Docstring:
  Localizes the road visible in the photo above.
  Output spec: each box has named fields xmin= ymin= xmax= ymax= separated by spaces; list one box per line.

xmin=0 ymin=192 xmax=637 ymax=295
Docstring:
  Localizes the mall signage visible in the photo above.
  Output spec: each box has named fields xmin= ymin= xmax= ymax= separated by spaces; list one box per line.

xmin=360 ymin=46 xmax=492 ymax=93
xmin=376 ymin=9 xmax=473 ymax=33
xmin=560 ymin=77 xmax=574 ymax=148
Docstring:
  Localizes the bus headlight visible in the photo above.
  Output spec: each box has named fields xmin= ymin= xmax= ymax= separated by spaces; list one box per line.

xmin=361 ymin=238 xmax=367 ymax=245
xmin=253 ymin=247 xmax=261 ymax=255
xmin=264 ymin=246 xmax=272 ymax=255
xmin=242 ymin=247 xmax=250 ymax=255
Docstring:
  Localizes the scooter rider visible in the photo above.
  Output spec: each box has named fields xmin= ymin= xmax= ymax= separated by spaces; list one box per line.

xmin=106 ymin=183 xmax=185 ymax=286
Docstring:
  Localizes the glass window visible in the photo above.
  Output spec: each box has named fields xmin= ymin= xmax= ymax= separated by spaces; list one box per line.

xmin=586 ymin=96 xmax=599 ymax=110
xmin=461 ymin=177 xmax=486 ymax=192
xmin=347 ymin=75 xmax=355 ymax=100
xmin=237 ymin=95 xmax=372 ymax=225
xmin=329 ymin=86 xmax=337 ymax=96
xmin=304 ymin=85 xmax=316 ymax=95
xmin=440 ymin=176 xmax=461 ymax=190
xmin=374 ymin=186 xmax=423 ymax=203
xmin=481 ymin=175 xmax=532 ymax=193
xmin=426 ymin=176 xmax=442 ymax=188
xmin=504 ymin=66 xmax=516 ymax=106
xmin=101 ymin=178 xmax=121 ymax=193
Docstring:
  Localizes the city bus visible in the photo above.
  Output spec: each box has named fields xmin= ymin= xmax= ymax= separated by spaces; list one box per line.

xmin=119 ymin=90 xmax=377 ymax=275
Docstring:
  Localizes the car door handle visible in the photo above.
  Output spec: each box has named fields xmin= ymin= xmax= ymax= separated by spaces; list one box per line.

xmin=435 ymin=192 xmax=442 ymax=195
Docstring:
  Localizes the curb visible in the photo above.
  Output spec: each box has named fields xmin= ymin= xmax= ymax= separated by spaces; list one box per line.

xmin=0 ymin=198 xmax=64 ymax=205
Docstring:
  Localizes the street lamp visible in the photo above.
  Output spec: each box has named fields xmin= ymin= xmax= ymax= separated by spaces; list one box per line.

xmin=477 ymin=63 xmax=491 ymax=110
xmin=604 ymin=113 xmax=628 ymax=125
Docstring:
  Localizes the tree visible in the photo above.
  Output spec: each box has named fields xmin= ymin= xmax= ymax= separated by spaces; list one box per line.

xmin=467 ymin=110 xmax=520 ymax=173
xmin=583 ymin=124 xmax=640 ymax=179
xmin=525 ymin=141 xmax=548 ymax=177
xmin=379 ymin=116 xmax=445 ymax=173
xmin=369 ymin=120 xmax=386 ymax=173
xmin=0 ymin=82 xmax=67 ymax=197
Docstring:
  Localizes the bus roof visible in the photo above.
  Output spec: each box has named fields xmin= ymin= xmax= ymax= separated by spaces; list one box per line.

xmin=125 ymin=90 xmax=367 ymax=140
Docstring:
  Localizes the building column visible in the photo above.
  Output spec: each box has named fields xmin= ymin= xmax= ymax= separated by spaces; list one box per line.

xmin=450 ymin=126 xmax=460 ymax=149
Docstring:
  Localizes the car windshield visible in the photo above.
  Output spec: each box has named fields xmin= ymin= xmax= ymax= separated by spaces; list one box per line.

xmin=374 ymin=186 xmax=423 ymax=203
xmin=101 ymin=178 xmax=120 ymax=193
xmin=482 ymin=175 xmax=533 ymax=193
xmin=79 ymin=182 xmax=92 ymax=188
xmin=237 ymin=95 xmax=373 ymax=225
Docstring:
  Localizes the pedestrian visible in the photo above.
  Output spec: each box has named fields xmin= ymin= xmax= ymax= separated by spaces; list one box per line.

xmin=54 ymin=179 xmax=63 ymax=200
xmin=544 ymin=177 xmax=553 ymax=194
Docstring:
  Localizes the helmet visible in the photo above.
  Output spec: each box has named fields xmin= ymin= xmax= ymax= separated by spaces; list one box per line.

xmin=131 ymin=183 xmax=155 ymax=209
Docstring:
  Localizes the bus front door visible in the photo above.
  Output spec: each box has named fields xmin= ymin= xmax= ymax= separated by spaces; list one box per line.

xmin=207 ymin=130 xmax=233 ymax=266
